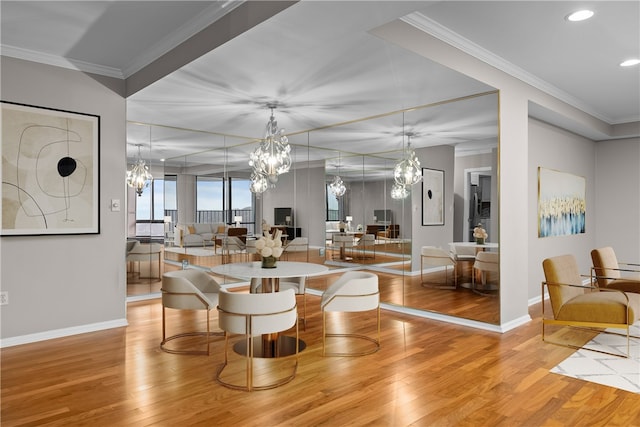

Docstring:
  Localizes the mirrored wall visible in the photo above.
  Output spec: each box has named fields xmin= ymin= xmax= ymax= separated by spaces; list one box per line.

xmin=125 ymin=91 xmax=499 ymax=324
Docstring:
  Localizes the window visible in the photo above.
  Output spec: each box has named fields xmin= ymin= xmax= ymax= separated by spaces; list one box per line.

xmin=135 ymin=178 xmax=167 ymax=238
xmin=326 ymin=184 xmax=340 ymax=221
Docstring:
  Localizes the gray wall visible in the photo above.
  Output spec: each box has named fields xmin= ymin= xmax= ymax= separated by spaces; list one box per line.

xmin=411 ymin=144 xmax=456 ymax=271
xmin=527 ymin=119 xmax=597 ymax=301
xmin=594 ymin=138 xmax=640 ymax=261
xmin=261 ymin=165 xmax=326 ymax=247
xmin=1 ymin=57 xmax=127 ymax=343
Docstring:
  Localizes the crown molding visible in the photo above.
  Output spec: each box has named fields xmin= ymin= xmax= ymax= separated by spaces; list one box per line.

xmin=0 ymin=1 xmax=244 ymax=81
xmin=401 ymin=12 xmax=612 ymax=124
xmin=0 ymin=45 xmax=124 ymax=78
xmin=121 ymin=0 xmax=244 ymax=78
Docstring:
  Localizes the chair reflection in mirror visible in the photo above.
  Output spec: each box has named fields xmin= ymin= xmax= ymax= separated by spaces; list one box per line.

xmin=542 ymin=254 xmax=640 ymax=358
xmin=377 ymin=224 xmax=399 ymax=240
xmin=245 ymin=238 xmax=258 ymax=262
xmin=220 ymin=236 xmax=246 ymax=264
xmin=590 ymin=246 xmax=640 ymax=293
xmin=472 ymin=251 xmax=499 ymax=296
xmin=449 ymin=243 xmax=477 ymax=282
xmin=329 ymin=234 xmax=355 ymax=261
xmin=282 ymin=237 xmax=309 ymax=261
xmin=321 ymin=271 xmax=380 ymax=356
xmin=353 ymin=234 xmax=376 ymax=261
xmin=420 ymin=246 xmax=457 ymax=289
xmin=216 ymin=289 xmax=298 ymax=391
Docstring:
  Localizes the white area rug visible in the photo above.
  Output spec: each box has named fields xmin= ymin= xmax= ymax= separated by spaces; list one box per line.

xmin=165 ymin=247 xmax=216 ymax=257
xmin=550 ymin=323 xmax=640 ymax=393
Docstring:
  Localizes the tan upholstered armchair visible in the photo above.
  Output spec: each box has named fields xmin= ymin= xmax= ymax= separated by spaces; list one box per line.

xmin=542 ymin=254 xmax=640 ymax=358
xmin=590 ymin=246 xmax=640 ymax=293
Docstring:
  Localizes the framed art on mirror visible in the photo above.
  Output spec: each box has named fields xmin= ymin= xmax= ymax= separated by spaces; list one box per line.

xmin=422 ymin=168 xmax=444 ymax=226
xmin=1 ymin=101 xmax=100 ymax=235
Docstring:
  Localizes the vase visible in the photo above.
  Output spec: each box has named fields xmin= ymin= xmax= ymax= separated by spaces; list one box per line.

xmin=475 ymin=237 xmax=485 ymax=245
xmin=261 ymin=256 xmax=277 ymax=268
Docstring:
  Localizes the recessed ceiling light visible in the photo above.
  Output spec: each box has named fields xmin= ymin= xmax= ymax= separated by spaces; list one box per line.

xmin=620 ymin=59 xmax=640 ymax=67
xmin=566 ymin=10 xmax=594 ymax=22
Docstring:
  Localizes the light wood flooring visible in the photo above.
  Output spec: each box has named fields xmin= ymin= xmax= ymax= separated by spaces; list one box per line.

xmin=2 ymin=283 xmax=639 ymax=426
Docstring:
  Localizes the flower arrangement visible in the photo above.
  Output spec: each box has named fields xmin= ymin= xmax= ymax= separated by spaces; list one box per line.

xmin=473 ymin=224 xmax=488 ymax=244
xmin=255 ymin=229 xmax=284 ymax=268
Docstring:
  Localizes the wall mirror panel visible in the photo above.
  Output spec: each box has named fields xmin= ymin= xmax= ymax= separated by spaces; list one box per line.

xmin=125 ymin=91 xmax=499 ymax=324
xmin=125 ymin=124 xmax=164 ymax=298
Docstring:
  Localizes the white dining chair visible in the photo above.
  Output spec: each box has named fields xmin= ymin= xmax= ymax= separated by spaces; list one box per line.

xmin=160 ymin=270 xmax=223 ymax=355
xmin=321 ymin=271 xmax=380 ymax=356
xmin=216 ymin=289 xmax=298 ymax=391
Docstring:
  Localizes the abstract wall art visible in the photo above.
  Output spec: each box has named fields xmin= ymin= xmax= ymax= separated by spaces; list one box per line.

xmin=537 ymin=167 xmax=585 ymax=238
xmin=1 ymin=101 xmax=100 ymax=235
xmin=422 ymin=168 xmax=444 ymax=226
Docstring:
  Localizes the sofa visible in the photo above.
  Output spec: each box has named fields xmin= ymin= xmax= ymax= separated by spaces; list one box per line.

xmin=176 ymin=223 xmax=227 ymax=247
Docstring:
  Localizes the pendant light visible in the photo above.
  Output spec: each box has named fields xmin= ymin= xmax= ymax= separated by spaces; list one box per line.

xmin=329 ymin=152 xmax=346 ymax=197
xmin=126 ymin=132 xmax=153 ymax=197
xmin=248 ymin=105 xmax=292 ymax=186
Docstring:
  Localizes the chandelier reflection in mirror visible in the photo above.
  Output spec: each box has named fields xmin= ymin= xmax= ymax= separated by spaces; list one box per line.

xmin=393 ymin=133 xmax=422 ymax=188
xmin=328 ymin=151 xmax=346 ymax=197
xmin=249 ymin=170 xmax=268 ymax=194
xmin=248 ymin=106 xmax=292 ymax=186
xmin=126 ymin=144 xmax=153 ymax=197
xmin=390 ymin=183 xmax=409 ymax=200
xmin=329 ymin=175 xmax=346 ymax=197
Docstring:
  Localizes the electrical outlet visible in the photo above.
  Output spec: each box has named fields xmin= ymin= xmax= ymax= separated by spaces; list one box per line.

xmin=0 ymin=291 xmax=8 ymax=305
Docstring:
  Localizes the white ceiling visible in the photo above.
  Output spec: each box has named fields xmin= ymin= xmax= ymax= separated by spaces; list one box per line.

xmin=2 ymin=1 xmax=638 ymax=173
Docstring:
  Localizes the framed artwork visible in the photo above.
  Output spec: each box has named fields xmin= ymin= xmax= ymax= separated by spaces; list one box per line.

xmin=422 ymin=168 xmax=444 ymax=226
xmin=537 ymin=167 xmax=585 ymax=237
xmin=1 ymin=101 xmax=100 ymax=235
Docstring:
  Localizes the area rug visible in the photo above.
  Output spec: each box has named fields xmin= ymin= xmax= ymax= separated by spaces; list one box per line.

xmin=550 ymin=323 xmax=640 ymax=393
xmin=164 ymin=247 xmax=216 ymax=257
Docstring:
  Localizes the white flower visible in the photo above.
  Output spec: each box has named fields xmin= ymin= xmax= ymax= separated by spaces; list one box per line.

xmin=473 ymin=224 xmax=488 ymax=239
xmin=255 ymin=228 xmax=284 ymax=258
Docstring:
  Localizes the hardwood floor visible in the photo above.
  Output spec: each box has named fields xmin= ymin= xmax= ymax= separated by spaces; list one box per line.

xmin=2 ymin=287 xmax=639 ymax=426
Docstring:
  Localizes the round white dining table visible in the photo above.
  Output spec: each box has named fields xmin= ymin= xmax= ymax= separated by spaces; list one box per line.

xmin=210 ymin=261 xmax=329 ymax=281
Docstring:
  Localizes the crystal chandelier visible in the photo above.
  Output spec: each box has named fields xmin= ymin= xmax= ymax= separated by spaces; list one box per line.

xmin=328 ymin=175 xmax=346 ymax=197
xmin=248 ymin=106 xmax=291 ymax=185
xmin=249 ymin=170 xmax=268 ymax=194
xmin=328 ymin=152 xmax=346 ymax=197
xmin=393 ymin=134 xmax=422 ymax=187
xmin=126 ymin=144 xmax=153 ymax=197
xmin=390 ymin=183 xmax=409 ymax=200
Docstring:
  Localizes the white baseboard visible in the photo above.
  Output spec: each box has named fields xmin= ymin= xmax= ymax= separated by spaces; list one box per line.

xmin=0 ymin=318 xmax=128 ymax=348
